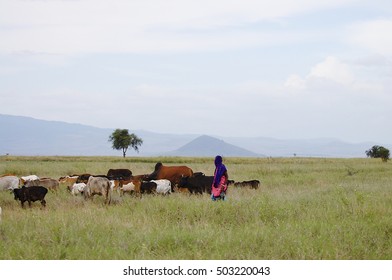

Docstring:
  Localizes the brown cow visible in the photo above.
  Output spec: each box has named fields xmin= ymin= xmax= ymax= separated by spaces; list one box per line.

xmin=119 ymin=179 xmax=142 ymax=197
xmin=25 ymin=178 xmax=59 ymax=192
xmin=59 ymin=175 xmax=78 ymax=185
xmin=147 ymin=162 xmax=193 ymax=191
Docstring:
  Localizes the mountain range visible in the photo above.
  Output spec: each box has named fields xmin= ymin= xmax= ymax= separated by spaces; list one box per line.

xmin=0 ymin=114 xmax=386 ymax=158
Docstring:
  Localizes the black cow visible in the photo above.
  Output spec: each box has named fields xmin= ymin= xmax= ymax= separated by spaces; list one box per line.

xmin=141 ymin=181 xmax=157 ymax=194
xmin=13 ymin=186 xmax=48 ymax=208
xmin=234 ymin=180 xmax=260 ymax=189
xmin=107 ymin=169 xmax=132 ymax=180
xmin=178 ymin=174 xmax=214 ymax=194
xmin=76 ymin=173 xmax=92 ymax=184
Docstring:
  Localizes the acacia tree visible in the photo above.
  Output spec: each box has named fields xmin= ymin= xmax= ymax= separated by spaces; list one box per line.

xmin=108 ymin=129 xmax=143 ymax=158
xmin=365 ymin=145 xmax=390 ymax=162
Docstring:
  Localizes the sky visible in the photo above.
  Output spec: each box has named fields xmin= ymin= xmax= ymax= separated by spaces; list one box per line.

xmin=0 ymin=0 xmax=391 ymax=144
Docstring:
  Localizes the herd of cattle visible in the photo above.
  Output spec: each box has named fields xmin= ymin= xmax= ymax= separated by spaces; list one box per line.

xmin=0 ymin=162 xmax=260 ymax=208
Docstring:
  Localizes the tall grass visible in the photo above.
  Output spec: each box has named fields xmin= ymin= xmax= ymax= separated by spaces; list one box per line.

xmin=0 ymin=156 xmax=391 ymax=259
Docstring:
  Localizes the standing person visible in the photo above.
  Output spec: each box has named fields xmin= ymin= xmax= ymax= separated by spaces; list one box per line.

xmin=211 ymin=155 xmax=228 ymax=201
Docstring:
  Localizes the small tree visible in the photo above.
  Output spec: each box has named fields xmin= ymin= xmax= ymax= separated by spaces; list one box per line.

xmin=108 ymin=129 xmax=143 ymax=158
xmin=365 ymin=145 xmax=390 ymax=162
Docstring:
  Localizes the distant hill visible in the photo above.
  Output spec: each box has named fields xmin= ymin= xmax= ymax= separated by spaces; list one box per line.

xmin=0 ymin=114 xmax=194 ymax=156
xmin=0 ymin=114 xmax=387 ymax=157
xmin=222 ymin=136 xmax=380 ymax=158
xmin=167 ymin=135 xmax=261 ymax=157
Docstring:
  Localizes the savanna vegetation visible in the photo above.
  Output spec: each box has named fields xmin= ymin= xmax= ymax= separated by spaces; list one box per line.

xmin=0 ymin=156 xmax=391 ymax=260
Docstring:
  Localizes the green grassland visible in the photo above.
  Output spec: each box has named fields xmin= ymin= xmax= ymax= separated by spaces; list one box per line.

xmin=0 ymin=156 xmax=391 ymax=260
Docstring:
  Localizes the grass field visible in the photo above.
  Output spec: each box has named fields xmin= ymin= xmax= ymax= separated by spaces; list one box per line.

xmin=0 ymin=156 xmax=391 ymax=260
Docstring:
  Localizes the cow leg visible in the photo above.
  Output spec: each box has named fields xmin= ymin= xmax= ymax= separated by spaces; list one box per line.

xmin=28 ymin=200 xmax=32 ymax=208
xmin=41 ymin=199 xmax=46 ymax=207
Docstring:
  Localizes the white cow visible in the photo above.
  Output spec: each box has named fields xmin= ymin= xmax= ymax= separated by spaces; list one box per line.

xmin=0 ymin=176 xmax=19 ymax=191
xmin=150 ymin=179 xmax=172 ymax=195
xmin=69 ymin=182 xmax=86 ymax=196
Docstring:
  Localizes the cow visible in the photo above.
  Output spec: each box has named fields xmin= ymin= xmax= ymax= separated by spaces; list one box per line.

xmin=68 ymin=182 xmax=86 ymax=196
xmin=13 ymin=186 xmax=48 ymax=208
xmin=147 ymin=162 xmax=193 ymax=190
xmin=227 ymin=180 xmax=235 ymax=186
xmin=0 ymin=175 xmax=19 ymax=191
xmin=119 ymin=176 xmax=165 ymax=197
xmin=131 ymin=174 xmax=150 ymax=181
xmin=150 ymin=179 xmax=172 ymax=195
xmin=109 ymin=179 xmax=121 ymax=193
xmin=234 ymin=180 xmax=260 ymax=189
xmin=178 ymin=174 xmax=214 ymax=194
xmin=76 ymin=174 xmax=92 ymax=184
xmin=141 ymin=181 xmax=157 ymax=194
xmin=25 ymin=178 xmax=59 ymax=192
xmin=59 ymin=175 xmax=78 ymax=185
xmin=84 ymin=176 xmax=112 ymax=204
xmin=107 ymin=169 xmax=132 ymax=180
xmin=119 ymin=181 xmax=136 ymax=196
xmin=20 ymin=175 xmax=40 ymax=184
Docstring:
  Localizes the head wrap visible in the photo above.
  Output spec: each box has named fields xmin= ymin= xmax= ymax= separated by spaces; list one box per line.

xmin=213 ymin=155 xmax=227 ymax=187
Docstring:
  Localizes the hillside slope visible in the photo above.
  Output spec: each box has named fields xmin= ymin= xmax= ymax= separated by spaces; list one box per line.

xmin=167 ymin=135 xmax=261 ymax=157
xmin=1 ymin=114 xmax=385 ymax=157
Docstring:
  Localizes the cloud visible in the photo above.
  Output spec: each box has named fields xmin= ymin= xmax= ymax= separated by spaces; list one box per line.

xmin=284 ymin=56 xmax=392 ymax=94
xmin=284 ymin=74 xmax=307 ymax=90
xmin=347 ymin=19 xmax=392 ymax=56
xmin=308 ymin=56 xmax=354 ymax=85
xmin=284 ymin=56 xmax=364 ymax=91
xmin=0 ymin=0 xmax=356 ymax=54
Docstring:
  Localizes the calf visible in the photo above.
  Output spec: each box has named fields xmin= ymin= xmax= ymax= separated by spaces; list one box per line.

xmin=13 ymin=186 xmax=48 ymax=208
xmin=68 ymin=182 xmax=86 ymax=196
xmin=141 ymin=181 xmax=157 ymax=194
xmin=150 ymin=179 xmax=172 ymax=195
xmin=59 ymin=175 xmax=78 ymax=185
xmin=234 ymin=180 xmax=260 ymax=189
xmin=120 ymin=181 xmax=136 ymax=196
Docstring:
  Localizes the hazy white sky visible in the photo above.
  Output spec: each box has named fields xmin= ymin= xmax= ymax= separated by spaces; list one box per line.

xmin=1 ymin=0 xmax=391 ymax=144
